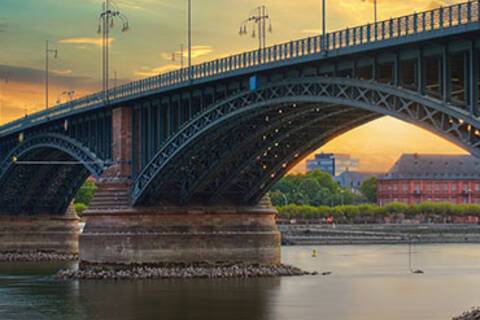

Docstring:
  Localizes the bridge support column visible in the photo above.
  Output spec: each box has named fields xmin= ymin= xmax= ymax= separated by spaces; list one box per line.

xmin=0 ymin=205 xmax=80 ymax=255
xmin=79 ymin=200 xmax=280 ymax=266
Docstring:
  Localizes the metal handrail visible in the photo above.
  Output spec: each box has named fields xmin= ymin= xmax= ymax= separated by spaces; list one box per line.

xmin=0 ymin=0 xmax=478 ymax=137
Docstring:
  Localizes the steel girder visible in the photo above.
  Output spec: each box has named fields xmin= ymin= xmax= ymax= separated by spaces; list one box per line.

xmin=132 ymin=77 xmax=480 ymax=206
xmin=242 ymin=113 xmax=381 ymax=204
xmin=0 ymin=133 xmax=107 ymax=215
xmin=159 ymin=103 xmax=350 ymax=205
xmin=208 ymin=109 xmax=378 ymax=204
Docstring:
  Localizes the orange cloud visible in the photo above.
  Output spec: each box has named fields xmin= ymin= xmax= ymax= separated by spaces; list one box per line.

xmin=59 ymin=37 xmax=114 ymax=47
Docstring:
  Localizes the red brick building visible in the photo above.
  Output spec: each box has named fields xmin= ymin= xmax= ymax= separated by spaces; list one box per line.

xmin=377 ymin=154 xmax=480 ymax=205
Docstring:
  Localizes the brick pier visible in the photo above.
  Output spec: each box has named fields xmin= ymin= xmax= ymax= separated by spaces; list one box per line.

xmin=79 ymin=106 xmax=281 ymax=266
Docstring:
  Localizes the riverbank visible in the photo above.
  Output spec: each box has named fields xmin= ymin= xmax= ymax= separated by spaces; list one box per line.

xmin=453 ymin=308 xmax=480 ymax=320
xmin=280 ymin=224 xmax=480 ymax=245
xmin=56 ymin=264 xmax=317 ymax=280
xmin=0 ymin=251 xmax=77 ymax=262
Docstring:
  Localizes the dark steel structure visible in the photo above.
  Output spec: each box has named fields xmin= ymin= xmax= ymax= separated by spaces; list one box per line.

xmin=1 ymin=1 xmax=480 ymax=214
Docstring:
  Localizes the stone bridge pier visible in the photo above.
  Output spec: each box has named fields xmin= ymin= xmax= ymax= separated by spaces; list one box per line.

xmin=79 ymin=106 xmax=281 ymax=266
xmin=0 ymin=205 xmax=80 ymax=256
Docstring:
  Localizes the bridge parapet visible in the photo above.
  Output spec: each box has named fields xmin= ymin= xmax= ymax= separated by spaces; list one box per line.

xmin=0 ymin=1 xmax=478 ymax=139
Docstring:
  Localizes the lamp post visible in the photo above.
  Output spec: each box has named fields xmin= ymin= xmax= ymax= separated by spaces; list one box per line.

xmin=0 ymin=73 xmax=9 ymax=123
xmin=57 ymin=90 xmax=76 ymax=104
xmin=97 ymin=0 xmax=129 ymax=101
xmin=362 ymin=0 xmax=378 ymax=23
xmin=45 ymin=40 xmax=58 ymax=109
xmin=322 ymin=0 xmax=326 ymax=51
xmin=188 ymin=0 xmax=192 ymax=79
xmin=172 ymin=44 xmax=185 ymax=70
xmin=239 ymin=5 xmax=273 ymax=50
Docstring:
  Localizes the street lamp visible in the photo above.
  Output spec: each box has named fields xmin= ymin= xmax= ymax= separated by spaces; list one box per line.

xmin=239 ymin=5 xmax=273 ymax=50
xmin=0 ymin=73 xmax=9 ymax=123
xmin=97 ymin=0 xmax=129 ymax=101
xmin=322 ymin=0 xmax=326 ymax=52
xmin=187 ymin=0 xmax=192 ymax=79
xmin=57 ymin=90 xmax=76 ymax=104
xmin=45 ymin=40 xmax=58 ymax=109
xmin=362 ymin=0 xmax=378 ymax=24
xmin=172 ymin=44 xmax=185 ymax=70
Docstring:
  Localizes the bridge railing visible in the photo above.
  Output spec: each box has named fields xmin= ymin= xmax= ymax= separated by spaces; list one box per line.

xmin=0 ymin=0 xmax=479 ymax=137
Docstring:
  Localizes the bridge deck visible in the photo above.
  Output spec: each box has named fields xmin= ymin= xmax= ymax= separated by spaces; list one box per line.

xmin=0 ymin=0 xmax=479 ymax=138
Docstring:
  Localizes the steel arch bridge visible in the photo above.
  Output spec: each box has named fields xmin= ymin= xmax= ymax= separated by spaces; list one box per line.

xmin=0 ymin=133 xmax=107 ymax=215
xmin=1 ymin=0 xmax=480 ymax=214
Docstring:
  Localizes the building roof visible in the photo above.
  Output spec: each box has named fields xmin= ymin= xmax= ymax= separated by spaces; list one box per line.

xmin=380 ymin=154 xmax=480 ymax=180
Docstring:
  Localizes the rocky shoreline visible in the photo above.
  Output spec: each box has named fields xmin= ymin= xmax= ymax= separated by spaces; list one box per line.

xmin=56 ymin=264 xmax=317 ymax=280
xmin=453 ymin=308 xmax=480 ymax=320
xmin=0 ymin=251 xmax=78 ymax=262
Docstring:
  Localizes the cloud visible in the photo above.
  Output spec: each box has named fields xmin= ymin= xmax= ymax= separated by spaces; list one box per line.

xmin=160 ymin=45 xmax=214 ymax=61
xmin=52 ymin=69 xmax=73 ymax=76
xmin=0 ymin=64 xmax=94 ymax=88
xmin=301 ymin=28 xmax=321 ymax=35
xmin=59 ymin=37 xmax=114 ymax=47
xmin=134 ymin=64 xmax=179 ymax=77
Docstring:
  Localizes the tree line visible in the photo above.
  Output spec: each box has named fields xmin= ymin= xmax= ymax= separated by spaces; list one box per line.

xmin=277 ymin=202 xmax=480 ymax=223
xmin=270 ymin=169 xmax=377 ymax=207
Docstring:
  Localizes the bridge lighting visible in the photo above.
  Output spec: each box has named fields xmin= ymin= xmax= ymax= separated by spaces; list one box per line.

xmin=362 ymin=0 xmax=378 ymax=24
xmin=97 ymin=0 xmax=129 ymax=101
xmin=45 ymin=40 xmax=58 ymax=110
xmin=57 ymin=90 xmax=76 ymax=104
xmin=0 ymin=72 xmax=9 ymax=123
xmin=239 ymin=5 xmax=273 ymax=50
xmin=172 ymin=44 xmax=185 ymax=70
xmin=188 ymin=0 xmax=192 ymax=80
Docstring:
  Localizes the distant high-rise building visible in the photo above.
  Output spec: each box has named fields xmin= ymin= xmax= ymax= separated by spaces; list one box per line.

xmin=335 ymin=171 xmax=381 ymax=190
xmin=307 ymin=153 xmax=359 ymax=176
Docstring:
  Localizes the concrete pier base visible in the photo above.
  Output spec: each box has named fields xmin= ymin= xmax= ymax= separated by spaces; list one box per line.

xmin=0 ymin=209 xmax=80 ymax=254
xmin=79 ymin=206 xmax=281 ymax=266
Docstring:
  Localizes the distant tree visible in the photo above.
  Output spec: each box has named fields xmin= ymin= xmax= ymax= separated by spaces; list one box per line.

xmin=74 ymin=180 xmax=97 ymax=207
xmin=359 ymin=177 xmax=377 ymax=203
xmin=271 ymin=170 xmax=367 ymax=207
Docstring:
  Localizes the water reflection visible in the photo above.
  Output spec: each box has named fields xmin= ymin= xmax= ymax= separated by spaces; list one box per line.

xmin=1 ymin=245 xmax=480 ymax=320
xmin=77 ymin=278 xmax=279 ymax=320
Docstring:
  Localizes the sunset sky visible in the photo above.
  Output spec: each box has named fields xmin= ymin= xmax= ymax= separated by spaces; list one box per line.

xmin=0 ymin=0 xmax=467 ymax=173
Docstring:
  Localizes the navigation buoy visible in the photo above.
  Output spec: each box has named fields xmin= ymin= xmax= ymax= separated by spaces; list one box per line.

xmin=312 ymin=249 xmax=317 ymax=258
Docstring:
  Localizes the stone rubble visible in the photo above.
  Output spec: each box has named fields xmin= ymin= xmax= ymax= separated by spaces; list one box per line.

xmin=453 ymin=308 xmax=480 ymax=320
xmin=0 ymin=251 xmax=78 ymax=262
xmin=56 ymin=264 xmax=318 ymax=280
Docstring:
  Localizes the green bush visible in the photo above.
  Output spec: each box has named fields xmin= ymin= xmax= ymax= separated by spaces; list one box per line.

xmin=275 ymin=202 xmax=480 ymax=223
xmin=75 ymin=180 xmax=97 ymax=206
xmin=74 ymin=203 xmax=88 ymax=216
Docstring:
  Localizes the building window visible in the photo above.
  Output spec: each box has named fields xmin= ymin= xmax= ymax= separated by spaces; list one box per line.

xmin=435 ymin=183 xmax=441 ymax=192
xmin=403 ymin=184 xmax=408 ymax=192
xmin=452 ymin=184 xmax=457 ymax=192
xmin=476 ymin=183 xmax=480 ymax=192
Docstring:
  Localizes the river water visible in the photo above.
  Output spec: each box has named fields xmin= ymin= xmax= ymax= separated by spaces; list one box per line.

xmin=1 ymin=244 xmax=480 ymax=320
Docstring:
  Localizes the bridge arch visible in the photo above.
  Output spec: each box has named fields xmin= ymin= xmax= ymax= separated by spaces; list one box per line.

xmin=132 ymin=77 xmax=480 ymax=206
xmin=0 ymin=133 xmax=107 ymax=215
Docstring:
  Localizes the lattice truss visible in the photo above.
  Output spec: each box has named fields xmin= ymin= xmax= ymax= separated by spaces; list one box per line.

xmin=132 ymin=77 xmax=480 ymax=206
xmin=0 ymin=134 xmax=106 ymax=215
